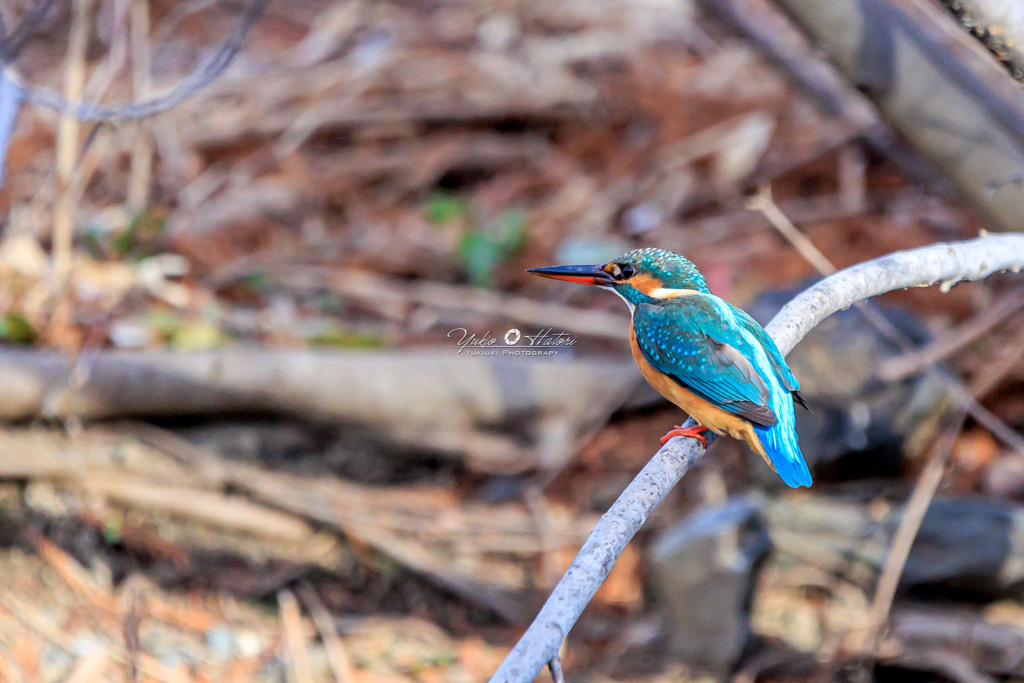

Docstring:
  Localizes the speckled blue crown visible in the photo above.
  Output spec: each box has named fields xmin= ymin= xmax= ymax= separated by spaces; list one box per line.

xmin=614 ymin=248 xmax=710 ymax=293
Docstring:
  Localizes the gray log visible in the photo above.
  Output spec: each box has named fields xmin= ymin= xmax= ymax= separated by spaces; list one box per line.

xmin=769 ymin=0 xmax=1024 ymax=231
xmin=889 ymin=605 xmax=1024 ymax=677
xmin=766 ymin=496 xmax=1024 ymax=597
xmin=0 ymin=348 xmax=638 ymax=472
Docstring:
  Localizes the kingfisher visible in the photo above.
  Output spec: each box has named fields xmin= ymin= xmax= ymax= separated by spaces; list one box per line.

xmin=528 ymin=248 xmax=811 ymax=488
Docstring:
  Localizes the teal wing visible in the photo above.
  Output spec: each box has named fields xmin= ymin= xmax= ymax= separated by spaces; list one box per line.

xmin=727 ymin=302 xmax=799 ymax=392
xmin=633 ymin=297 xmax=777 ymax=426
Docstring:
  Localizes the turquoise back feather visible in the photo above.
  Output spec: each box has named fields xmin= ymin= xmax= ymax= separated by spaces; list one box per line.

xmin=633 ymin=294 xmax=811 ymax=488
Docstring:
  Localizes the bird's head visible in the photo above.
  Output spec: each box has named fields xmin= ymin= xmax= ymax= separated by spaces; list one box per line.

xmin=527 ymin=247 xmax=709 ymax=307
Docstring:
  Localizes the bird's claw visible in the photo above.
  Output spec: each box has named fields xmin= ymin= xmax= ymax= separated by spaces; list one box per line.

xmin=660 ymin=424 xmax=709 ymax=447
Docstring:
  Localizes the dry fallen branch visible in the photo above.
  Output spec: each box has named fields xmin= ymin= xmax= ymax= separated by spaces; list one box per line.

xmin=50 ymin=0 xmax=90 ymax=321
xmin=887 ymin=605 xmax=1024 ymax=677
xmin=859 ymin=415 xmax=965 ymax=658
xmin=16 ymin=0 xmax=270 ymax=121
xmin=879 ymin=285 xmax=1024 ymax=380
xmin=279 ymin=589 xmax=315 ymax=683
xmin=122 ymin=423 xmax=598 ymax=621
xmin=296 ymin=582 xmax=357 ymax=683
xmin=701 ymin=0 xmax=937 ymax=186
xmin=0 ymin=0 xmax=269 ymax=189
xmin=0 ymin=0 xmax=63 ymax=62
xmin=769 ymin=0 xmax=1024 ymax=230
xmin=0 ymin=349 xmax=637 ymax=472
xmin=489 ymin=233 xmax=1024 ymax=683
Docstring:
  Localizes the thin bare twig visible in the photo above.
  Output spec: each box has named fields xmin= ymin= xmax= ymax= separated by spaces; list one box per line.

xmin=122 ymin=587 xmax=144 ymax=683
xmin=0 ymin=0 xmax=61 ymax=62
xmin=879 ymin=287 xmax=1024 ymax=381
xmin=969 ymin=320 xmax=1024 ymax=398
xmin=749 ymin=185 xmax=1024 ymax=458
xmin=279 ymin=589 xmax=315 ymax=683
xmin=296 ymin=582 xmax=356 ymax=683
xmin=548 ymin=653 xmax=566 ymax=683
xmin=746 ymin=186 xmax=836 ymax=274
xmin=62 ymin=648 xmax=111 ymax=683
xmin=860 ymin=414 xmax=965 ymax=653
xmin=17 ymin=0 xmax=269 ymax=121
xmin=858 ymin=321 xmax=1024 ymax=662
xmin=50 ymin=0 xmax=90 ymax=313
xmin=126 ymin=0 xmax=153 ymax=210
xmin=858 ymin=318 xmax=1024 ymax=658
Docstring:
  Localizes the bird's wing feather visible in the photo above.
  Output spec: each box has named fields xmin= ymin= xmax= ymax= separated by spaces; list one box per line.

xmin=727 ymin=302 xmax=800 ymax=393
xmin=633 ymin=297 xmax=778 ymax=427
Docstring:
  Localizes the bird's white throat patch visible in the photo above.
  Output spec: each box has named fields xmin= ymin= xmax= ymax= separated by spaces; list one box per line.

xmin=605 ymin=285 xmax=635 ymax=314
xmin=648 ymin=287 xmax=700 ymax=299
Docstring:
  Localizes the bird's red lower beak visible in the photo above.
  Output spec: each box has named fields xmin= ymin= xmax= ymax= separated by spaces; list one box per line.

xmin=526 ymin=264 xmax=614 ymax=286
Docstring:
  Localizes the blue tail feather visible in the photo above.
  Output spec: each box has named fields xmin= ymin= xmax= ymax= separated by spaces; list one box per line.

xmin=745 ymin=335 xmax=812 ymax=488
xmin=754 ymin=421 xmax=811 ymax=488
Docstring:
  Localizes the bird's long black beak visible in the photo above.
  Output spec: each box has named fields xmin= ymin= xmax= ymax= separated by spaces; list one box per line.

xmin=526 ymin=264 xmax=614 ymax=286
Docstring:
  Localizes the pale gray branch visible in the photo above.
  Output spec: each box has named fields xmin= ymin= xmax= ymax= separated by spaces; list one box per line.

xmin=489 ymin=232 xmax=1024 ymax=683
xmin=944 ymin=0 xmax=1024 ymax=80
xmin=768 ymin=233 xmax=1024 ymax=353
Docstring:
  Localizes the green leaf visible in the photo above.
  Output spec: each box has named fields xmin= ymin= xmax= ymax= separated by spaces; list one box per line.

xmin=0 ymin=313 xmax=36 ymax=345
xmin=490 ymin=209 xmax=528 ymax=245
xmin=148 ymin=309 xmax=182 ymax=340
xmin=424 ymin=193 xmax=470 ymax=226
xmin=236 ymin=271 xmax=270 ymax=296
xmin=307 ymin=328 xmax=385 ymax=349
xmin=80 ymin=226 xmax=107 ymax=260
xmin=111 ymin=224 xmax=137 ymax=257
xmin=456 ymin=209 xmax=529 ymax=286
xmin=103 ymin=514 xmax=123 ymax=544
xmin=170 ymin=321 xmax=223 ymax=350
xmin=456 ymin=231 xmax=501 ymax=286
xmin=112 ymin=210 xmax=167 ymax=259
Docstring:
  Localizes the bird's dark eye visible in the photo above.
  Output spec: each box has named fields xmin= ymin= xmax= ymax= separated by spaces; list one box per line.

xmin=620 ymin=265 xmax=636 ymax=279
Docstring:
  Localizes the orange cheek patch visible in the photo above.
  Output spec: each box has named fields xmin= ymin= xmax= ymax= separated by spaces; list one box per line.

xmin=630 ymin=273 xmax=663 ymax=295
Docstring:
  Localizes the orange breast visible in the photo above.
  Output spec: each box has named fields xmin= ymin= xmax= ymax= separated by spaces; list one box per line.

xmin=629 ymin=326 xmax=770 ymax=464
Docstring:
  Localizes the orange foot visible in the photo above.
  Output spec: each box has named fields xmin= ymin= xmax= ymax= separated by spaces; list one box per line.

xmin=660 ymin=424 xmax=709 ymax=447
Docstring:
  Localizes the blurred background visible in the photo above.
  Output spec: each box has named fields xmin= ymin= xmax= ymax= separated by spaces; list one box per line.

xmin=0 ymin=0 xmax=1023 ymax=681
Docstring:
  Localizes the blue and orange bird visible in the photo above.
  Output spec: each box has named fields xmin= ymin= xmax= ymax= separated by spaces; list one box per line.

xmin=528 ymin=248 xmax=812 ymax=488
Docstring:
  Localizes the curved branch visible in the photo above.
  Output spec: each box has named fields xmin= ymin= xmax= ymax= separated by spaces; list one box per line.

xmin=489 ymin=233 xmax=1024 ymax=683
xmin=15 ymin=0 xmax=270 ymax=122
xmin=1 ymin=0 xmax=62 ymax=62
